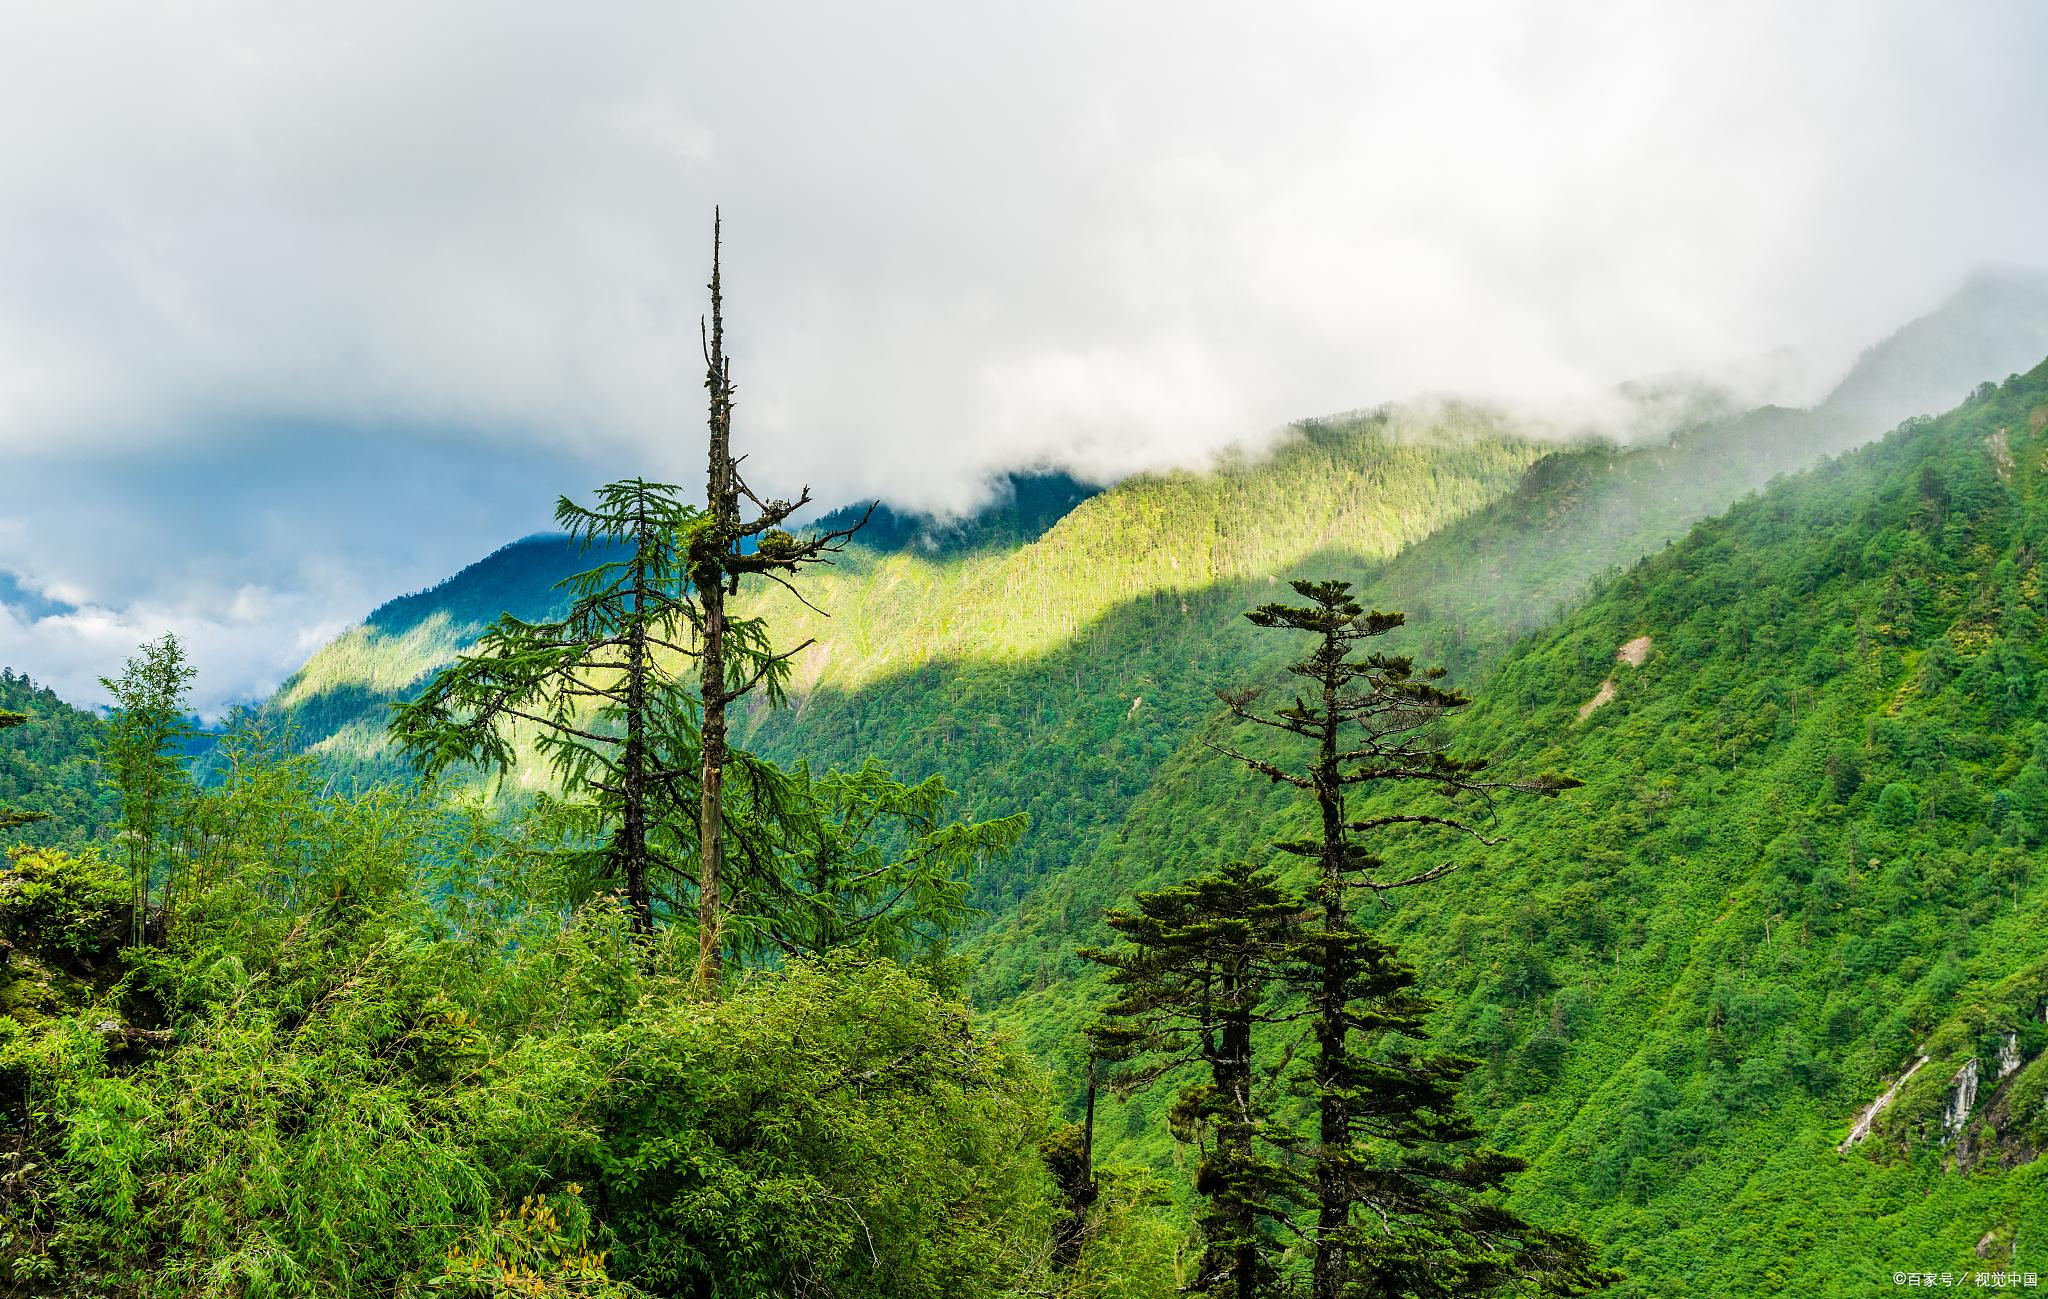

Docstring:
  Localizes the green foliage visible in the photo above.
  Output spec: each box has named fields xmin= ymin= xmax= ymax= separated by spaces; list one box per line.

xmin=588 ymin=955 xmax=1054 ymax=1296
xmin=390 ymin=478 xmax=720 ymax=933
xmin=1058 ymin=1165 xmax=1186 ymax=1299
xmin=0 ymin=708 xmax=50 ymax=833
xmin=0 ymin=845 xmax=127 ymax=961
xmin=97 ymin=633 xmax=196 ymax=946
xmin=0 ymin=671 xmax=117 ymax=845
xmin=1002 ymin=362 xmax=2048 ymax=1294
xmin=1084 ymin=860 xmax=1302 ymax=1297
xmin=94 ymin=296 xmax=2048 ymax=1295
xmin=722 ymin=758 xmax=1029 ymax=970
xmin=435 ymin=1188 xmax=640 ymax=1297
xmin=1192 ymin=580 xmax=1606 ymax=1298
xmin=0 ymin=731 xmax=1057 ymax=1298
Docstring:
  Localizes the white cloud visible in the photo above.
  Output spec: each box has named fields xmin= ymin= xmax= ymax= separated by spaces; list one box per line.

xmin=3 ymin=1 xmax=2047 ymax=708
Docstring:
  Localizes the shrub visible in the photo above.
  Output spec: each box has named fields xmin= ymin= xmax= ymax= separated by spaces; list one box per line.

xmin=0 ymin=846 xmax=127 ymax=962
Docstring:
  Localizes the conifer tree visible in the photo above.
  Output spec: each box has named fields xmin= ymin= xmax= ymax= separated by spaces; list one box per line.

xmin=686 ymin=210 xmax=869 ymax=984
xmin=1 ymin=708 xmax=50 ymax=832
xmin=1083 ymin=859 xmax=1302 ymax=1299
xmin=99 ymin=633 xmax=196 ymax=946
xmin=1210 ymin=579 xmax=1608 ymax=1298
xmin=391 ymin=479 xmax=771 ymax=935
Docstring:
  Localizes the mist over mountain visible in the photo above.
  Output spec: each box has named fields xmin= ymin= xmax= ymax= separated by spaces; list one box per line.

xmin=9 ymin=1 xmax=2048 ymax=721
xmin=1824 ymin=266 xmax=2048 ymax=430
xmin=251 ymin=265 xmax=2048 ymax=753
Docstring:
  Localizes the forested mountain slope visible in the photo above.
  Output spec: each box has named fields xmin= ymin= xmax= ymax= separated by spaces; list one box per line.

xmin=1009 ymin=362 xmax=2048 ymax=1295
xmin=725 ymin=274 xmax=2048 ymax=916
xmin=1825 ymin=268 xmax=2048 ymax=433
xmin=0 ymin=671 xmax=114 ymax=845
xmin=269 ymin=407 xmax=1551 ymax=798
xmin=264 ymin=266 xmax=2048 ymax=770
xmin=266 ymin=534 xmax=608 ymax=772
xmin=147 ymin=269 xmax=2048 ymax=1294
xmin=267 ymin=273 xmax=2048 ymax=865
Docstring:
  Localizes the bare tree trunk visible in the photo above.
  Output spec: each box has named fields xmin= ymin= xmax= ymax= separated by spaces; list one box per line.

xmin=695 ymin=211 xmax=733 ymax=988
xmin=696 ymin=582 xmax=727 ymax=981
xmin=622 ymin=499 xmax=655 ymax=936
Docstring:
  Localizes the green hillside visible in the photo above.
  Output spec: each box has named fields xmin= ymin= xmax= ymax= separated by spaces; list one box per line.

xmin=267 ymin=272 xmax=2048 ymax=842
xmin=1002 ymin=364 xmax=2048 ymax=1295
xmin=265 ymin=535 xmax=612 ymax=774
xmin=0 ymin=670 xmax=114 ymax=846
xmin=268 ymin=405 xmax=1552 ymax=797
xmin=726 ymin=281 xmax=2046 ymax=918
xmin=225 ymin=273 xmax=2048 ymax=1293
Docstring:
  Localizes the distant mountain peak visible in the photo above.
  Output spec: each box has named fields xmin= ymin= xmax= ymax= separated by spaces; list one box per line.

xmin=1823 ymin=263 xmax=2048 ymax=431
xmin=811 ymin=469 xmax=1102 ymax=558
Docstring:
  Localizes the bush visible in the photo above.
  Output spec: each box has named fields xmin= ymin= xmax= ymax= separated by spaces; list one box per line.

xmin=588 ymin=956 xmax=1056 ymax=1298
xmin=0 ymin=845 xmax=127 ymax=962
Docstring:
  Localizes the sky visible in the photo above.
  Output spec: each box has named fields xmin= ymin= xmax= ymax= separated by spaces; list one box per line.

xmin=3 ymin=1 xmax=2048 ymax=714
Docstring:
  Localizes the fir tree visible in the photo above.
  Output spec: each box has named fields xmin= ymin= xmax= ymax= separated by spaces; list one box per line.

xmin=99 ymin=633 xmax=196 ymax=946
xmin=1083 ymin=859 xmax=1303 ymax=1298
xmin=0 ymin=708 xmax=51 ymax=832
xmin=391 ymin=479 xmax=773 ymax=935
xmin=686 ymin=210 xmax=869 ymax=984
xmin=1211 ymin=579 xmax=1609 ymax=1298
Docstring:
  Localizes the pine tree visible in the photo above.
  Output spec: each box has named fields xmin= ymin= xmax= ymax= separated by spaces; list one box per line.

xmin=1083 ymin=859 xmax=1303 ymax=1298
xmin=686 ymin=210 xmax=869 ymax=984
xmin=1 ymin=708 xmax=51 ymax=832
xmin=99 ymin=633 xmax=196 ymax=946
xmin=1210 ymin=579 xmax=1610 ymax=1298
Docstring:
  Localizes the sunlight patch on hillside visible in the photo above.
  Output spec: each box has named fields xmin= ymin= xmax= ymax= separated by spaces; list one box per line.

xmin=740 ymin=412 xmax=1551 ymax=697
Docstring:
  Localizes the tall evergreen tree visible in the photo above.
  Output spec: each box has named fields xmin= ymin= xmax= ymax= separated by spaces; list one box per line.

xmin=391 ymin=480 xmax=769 ymax=935
xmin=1210 ymin=579 xmax=1609 ymax=1299
xmin=687 ymin=210 xmax=869 ymax=985
xmin=0 ymin=708 xmax=50 ymax=832
xmin=1083 ymin=859 xmax=1302 ymax=1299
xmin=99 ymin=633 xmax=196 ymax=946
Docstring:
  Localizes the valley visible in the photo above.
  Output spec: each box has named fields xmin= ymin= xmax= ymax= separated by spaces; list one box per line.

xmin=8 ymin=274 xmax=2048 ymax=1296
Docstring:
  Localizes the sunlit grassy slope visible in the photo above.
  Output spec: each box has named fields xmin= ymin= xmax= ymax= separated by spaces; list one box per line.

xmin=268 ymin=405 xmax=1548 ymax=774
xmin=738 ymin=407 xmax=1543 ymax=686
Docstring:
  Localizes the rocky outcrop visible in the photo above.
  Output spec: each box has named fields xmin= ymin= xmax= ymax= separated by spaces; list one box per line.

xmin=1943 ymin=1059 xmax=1981 ymax=1143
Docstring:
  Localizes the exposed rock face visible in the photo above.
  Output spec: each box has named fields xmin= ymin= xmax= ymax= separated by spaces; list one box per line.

xmin=1578 ymin=637 xmax=1653 ymax=721
xmin=1943 ymin=1058 xmax=1981 ymax=1143
xmin=1577 ymin=679 xmax=1617 ymax=720
xmin=1999 ymin=1033 xmax=2022 ymax=1081
xmin=1840 ymin=1055 xmax=1930 ymax=1151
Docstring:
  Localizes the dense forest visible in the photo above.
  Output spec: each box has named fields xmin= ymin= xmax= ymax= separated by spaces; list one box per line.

xmin=0 ymin=673 xmax=117 ymax=847
xmin=7 ymin=274 xmax=2048 ymax=1294
xmin=997 ymin=364 xmax=2048 ymax=1295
